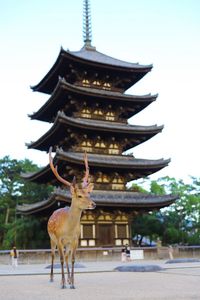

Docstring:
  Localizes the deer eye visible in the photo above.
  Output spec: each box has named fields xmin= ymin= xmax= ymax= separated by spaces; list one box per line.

xmin=78 ymin=195 xmax=82 ymax=198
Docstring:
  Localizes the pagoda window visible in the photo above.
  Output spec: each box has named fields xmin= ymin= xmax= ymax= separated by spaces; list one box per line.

xmin=81 ymin=140 xmax=93 ymax=152
xmin=112 ymin=175 xmax=124 ymax=190
xmin=103 ymin=174 xmax=109 ymax=183
xmin=82 ymin=224 xmax=93 ymax=239
xmin=82 ymin=79 xmax=90 ymax=87
xmin=96 ymin=173 xmax=109 ymax=183
xmin=81 ymin=108 xmax=91 ymax=118
xmin=108 ymin=143 xmax=119 ymax=154
xmin=93 ymin=109 xmax=103 ymax=116
xmin=112 ymin=177 xmax=123 ymax=184
xmin=92 ymin=80 xmax=101 ymax=86
xmin=112 ymin=183 xmax=124 ymax=190
xmin=80 ymin=224 xmax=96 ymax=247
xmin=106 ymin=111 xmax=115 ymax=121
xmin=117 ymin=224 xmax=127 ymax=239
xmin=103 ymin=82 xmax=111 ymax=90
xmin=94 ymin=140 xmax=106 ymax=149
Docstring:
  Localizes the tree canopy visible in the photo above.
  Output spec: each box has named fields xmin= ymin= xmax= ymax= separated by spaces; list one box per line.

xmin=131 ymin=176 xmax=200 ymax=246
xmin=0 ymin=156 xmax=52 ymax=249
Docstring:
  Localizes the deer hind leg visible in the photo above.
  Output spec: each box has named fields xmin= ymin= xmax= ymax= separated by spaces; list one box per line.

xmin=58 ymin=242 xmax=66 ymax=289
xmin=50 ymin=239 xmax=56 ymax=282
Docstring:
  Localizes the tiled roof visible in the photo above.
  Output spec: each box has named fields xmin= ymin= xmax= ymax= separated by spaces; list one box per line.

xmin=17 ymin=188 xmax=178 ymax=215
xmin=31 ymin=47 xmax=152 ymax=94
xmin=57 ymin=150 xmax=170 ymax=168
xmin=69 ymin=46 xmax=152 ymax=69
xmin=21 ymin=149 xmax=170 ymax=183
xmin=30 ymin=79 xmax=157 ymax=122
xmin=28 ymin=112 xmax=163 ymax=150
xmin=59 ymin=113 xmax=162 ymax=132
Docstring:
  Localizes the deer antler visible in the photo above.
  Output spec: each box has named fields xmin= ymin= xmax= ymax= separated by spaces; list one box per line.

xmin=49 ymin=146 xmax=71 ymax=187
xmin=82 ymin=151 xmax=90 ymax=188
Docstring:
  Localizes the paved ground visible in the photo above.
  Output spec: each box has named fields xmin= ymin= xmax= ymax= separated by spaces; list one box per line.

xmin=0 ymin=260 xmax=200 ymax=300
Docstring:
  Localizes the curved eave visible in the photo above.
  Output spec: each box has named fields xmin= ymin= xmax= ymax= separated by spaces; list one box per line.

xmin=31 ymin=47 xmax=152 ymax=94
xmin=27 ymin=112 xmax=163 ymax=150
xmin=17 ymin=189 xmax=178 ymax=215
xmin=21 ymin=150 xmax=170 ymax=184
xmin=53 ymin=189 xmax=178 ymax=209
xmin=57 ymin=151 xmax=170 ymax=170
xmin=21 ymin=165 xmax=54 ymax=183
xmin=30 ymin=79 xmax=157 ymax=122
xmin=31 ymin=47 xmax=64 ymax=93
xmin=17 ymin=198 xmax=59 ymax=216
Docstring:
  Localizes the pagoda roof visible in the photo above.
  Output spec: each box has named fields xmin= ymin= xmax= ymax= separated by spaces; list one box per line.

xmin=30 ymin=79 xmax=157 ymax=122
xmin=57 ymin=151 xmax=170 ymax=169
xmin=21 ymin=149 xmax=170 ymax=184
xmin=27 ymin=112 xmax=163 ymax=151
xmin=31 ymin=46 xmax=152 ymax=94
xmin=17 ymin=188 xmax=178 ymax=215
xmin=70 ymin=46 xmax=152 ymax=69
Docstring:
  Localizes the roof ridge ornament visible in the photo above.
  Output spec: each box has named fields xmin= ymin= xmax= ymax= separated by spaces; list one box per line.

xmin=83 ymin=0 xmax=95 ymax=50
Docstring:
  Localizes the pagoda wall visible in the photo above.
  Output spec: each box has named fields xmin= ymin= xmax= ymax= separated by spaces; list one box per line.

xmin=80 ymin=210 xmax=132 ymax=247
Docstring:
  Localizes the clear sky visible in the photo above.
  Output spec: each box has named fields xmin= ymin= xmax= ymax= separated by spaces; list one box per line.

xmin=0 ymin=0 xmax=200 ymax=181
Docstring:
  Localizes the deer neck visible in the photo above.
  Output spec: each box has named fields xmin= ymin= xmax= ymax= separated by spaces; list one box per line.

xmin=69 ymin=199 xmax=82 ymax=224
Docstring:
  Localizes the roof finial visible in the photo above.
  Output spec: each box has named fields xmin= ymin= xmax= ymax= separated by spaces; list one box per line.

xmin=83 ymin=0 xmax=93 ymax=48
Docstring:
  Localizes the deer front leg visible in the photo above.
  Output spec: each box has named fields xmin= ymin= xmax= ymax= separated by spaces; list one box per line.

xmin=70 ymin=254 xmax=75 ymax=289
xmin=70 ymin=242 xmax=78 ymax=289
xmin=65 ymin=249 xmax=71 ymax=285
xmin=58 ymin=243 xmax=66 ymax=289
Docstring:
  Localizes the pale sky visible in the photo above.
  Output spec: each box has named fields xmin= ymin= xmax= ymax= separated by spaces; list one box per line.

xmin=0 ymin=0 xmax=200 ymax=181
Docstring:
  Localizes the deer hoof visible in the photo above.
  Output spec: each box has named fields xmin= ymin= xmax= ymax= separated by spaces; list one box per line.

xmin=60 ymin=281 xmax=67 ymax=289
xmin=70 ymin=285 xmax=75 ymax=289
xmin=61 ymin=284 xmax=67 ymax=289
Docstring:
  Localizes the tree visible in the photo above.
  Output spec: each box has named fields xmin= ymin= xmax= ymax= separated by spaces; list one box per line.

xmin=132 ymin=212 xmax=163 ymax=246
xmin=0 ymin=156 xmax=52 ymax=249
xmin=130 ymin=176 xmax=200 ymax=246
xmin=152 ymin=177 xmax=200 ymax=245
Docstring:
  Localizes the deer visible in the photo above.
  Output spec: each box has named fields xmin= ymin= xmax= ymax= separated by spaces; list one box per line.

xmin=47 ymin=146 xmax=96 ymax=289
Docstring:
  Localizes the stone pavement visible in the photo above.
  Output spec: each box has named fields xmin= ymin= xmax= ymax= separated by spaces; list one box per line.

xmin=0 ymin=260 xmax=119 ymax=276
xmin=1 ymin=259 xmax=200 ymax=275
xmin=0 ymin=260 xmax=200 ymax=300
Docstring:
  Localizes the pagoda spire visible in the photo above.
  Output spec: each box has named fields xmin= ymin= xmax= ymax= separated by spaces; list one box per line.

xmin=83 ymin=0 xmax=93 ymax=47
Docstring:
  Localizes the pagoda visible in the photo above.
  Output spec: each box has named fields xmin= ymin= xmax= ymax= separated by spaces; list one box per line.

xmin=18 ymin=0 xmax=177 ymax=247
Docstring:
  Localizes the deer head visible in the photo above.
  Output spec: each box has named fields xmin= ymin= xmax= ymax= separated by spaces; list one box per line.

xmin=49 ymin=147 xmax=95 ymax=210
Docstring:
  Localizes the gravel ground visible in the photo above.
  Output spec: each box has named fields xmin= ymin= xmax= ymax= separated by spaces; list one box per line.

xmin=1 ymin=267 xmax=200 ymax=300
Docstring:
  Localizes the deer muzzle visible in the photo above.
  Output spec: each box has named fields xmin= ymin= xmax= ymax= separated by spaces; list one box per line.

xmin=88 ymin=201 xmax=96 ymax=210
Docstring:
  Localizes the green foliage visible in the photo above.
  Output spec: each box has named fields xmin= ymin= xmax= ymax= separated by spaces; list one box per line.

xmin=150 ymin=180 xmax=166 ymax=195
xmin=131 ymin=176 xmax=200 ymax=246
xmin=163 ymin=227 xmax=181 ymax=244
xmin=132 ymin=212 xmax=163 ymax=246
xmin=0 ymin=156 xmax=52 ymax=249
xmin=130 ymin=183 xmax=148 ymax=193
xmin=2 ymin=217 xmax=49 ymax=249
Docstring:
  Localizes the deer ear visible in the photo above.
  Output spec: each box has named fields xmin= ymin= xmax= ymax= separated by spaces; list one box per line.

xmin=70 ymin=185 xmax=75 ymax=194
xmin=87 ymin=183 xmax=94 ymax=193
